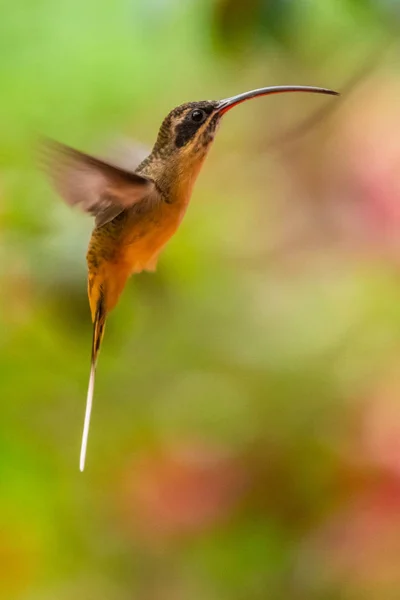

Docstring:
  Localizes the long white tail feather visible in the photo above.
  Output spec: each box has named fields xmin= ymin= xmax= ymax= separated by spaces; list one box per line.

xmin=80 ymin=361 xmax=96 ymax=472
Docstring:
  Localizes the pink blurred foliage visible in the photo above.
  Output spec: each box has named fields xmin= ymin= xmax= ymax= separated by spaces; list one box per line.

xmin=299 ymin=479 xmax=400 ymax=595
xmin=332 ymin=74 xmax=400 ymax=255
xmin=269 ymin=70 xmax=400 ymax=267
xmin=296 ymin=358 xmax=400 ymax=595
xmin=361 ymin=358 xmax=400 ymax=476
xmin=118 ymin=441 xmax=248 ymax=544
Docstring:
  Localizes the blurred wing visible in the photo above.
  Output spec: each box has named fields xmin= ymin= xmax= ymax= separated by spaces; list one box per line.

xmin=40 ymin=139 xmax=155 ymax=227
xmin=101 ymin=137 xmax=150 ymax=171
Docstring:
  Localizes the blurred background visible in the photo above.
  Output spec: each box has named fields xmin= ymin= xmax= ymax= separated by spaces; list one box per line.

xmin=3 ymin=0 xmax=400 ymax=598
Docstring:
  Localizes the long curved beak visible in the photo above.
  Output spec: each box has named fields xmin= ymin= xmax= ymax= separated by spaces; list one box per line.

xmin=216 ymin=85 xmax=339 ymax=115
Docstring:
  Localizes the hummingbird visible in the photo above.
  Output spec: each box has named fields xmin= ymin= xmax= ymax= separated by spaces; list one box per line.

xmin=42 ymin=85 xmax=339 ymax=471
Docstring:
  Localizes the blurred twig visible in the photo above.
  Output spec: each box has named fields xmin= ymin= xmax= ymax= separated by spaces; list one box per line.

xmin=267 ymin=39 xmax=396 ymax=151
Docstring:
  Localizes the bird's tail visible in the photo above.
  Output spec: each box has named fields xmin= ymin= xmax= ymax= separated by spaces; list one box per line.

xmin=80 ymin=290 xmax=107 ymax=472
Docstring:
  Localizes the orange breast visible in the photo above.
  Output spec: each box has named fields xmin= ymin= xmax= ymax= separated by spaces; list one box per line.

xmin=121 ymin=199 xmax=187 ymax=274
xmin=87 ymin=158 xmax=202 ymax=316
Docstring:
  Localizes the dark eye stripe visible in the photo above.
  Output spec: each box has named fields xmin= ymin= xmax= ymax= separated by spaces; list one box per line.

xmin=174 ymin=103 xmax=217 ymax=148
xmin=175 ymin=121 xmax=198 ymax=147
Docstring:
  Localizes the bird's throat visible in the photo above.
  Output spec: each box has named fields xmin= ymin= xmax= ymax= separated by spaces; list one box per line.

xmin=140 ymin=150 xmax=208 ymax=206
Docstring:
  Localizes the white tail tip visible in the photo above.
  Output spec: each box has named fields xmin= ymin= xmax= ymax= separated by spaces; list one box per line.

xmin=80 ymin=362 xmax=96 ymax=472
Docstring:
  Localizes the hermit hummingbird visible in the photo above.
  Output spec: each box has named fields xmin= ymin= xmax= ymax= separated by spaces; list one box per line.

xmin=42 ymin=85 xmax=339 ymax=471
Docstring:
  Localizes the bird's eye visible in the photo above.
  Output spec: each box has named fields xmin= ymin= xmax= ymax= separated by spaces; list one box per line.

xmin=190 ymin=109 xmax=206 ymax=123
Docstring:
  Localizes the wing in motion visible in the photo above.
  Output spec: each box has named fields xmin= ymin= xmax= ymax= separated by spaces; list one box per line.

xmin=40 ymin=138 xmax=155 ymax=227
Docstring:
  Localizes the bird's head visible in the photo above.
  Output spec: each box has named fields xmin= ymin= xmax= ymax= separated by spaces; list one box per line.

xmin=144 ymin=85 xmax=339 ymax=197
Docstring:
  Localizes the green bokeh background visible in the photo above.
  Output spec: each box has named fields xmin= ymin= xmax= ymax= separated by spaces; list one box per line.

xmin=2 ymin=1 xmax=400 ymax=598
